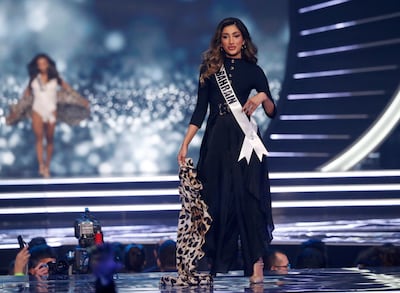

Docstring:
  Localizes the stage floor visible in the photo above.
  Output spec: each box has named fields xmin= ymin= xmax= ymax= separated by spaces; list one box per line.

xmin=1 ymin=269 xmax=400 ymax=292
xmin=1 ymin=218 xmax=400 ymax=249
xmin=1 ymin=171 xmax=399 ymax=249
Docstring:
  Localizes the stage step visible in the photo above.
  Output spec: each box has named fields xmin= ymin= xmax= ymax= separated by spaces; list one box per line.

xmin=0 ymin=171 xmax=399 ymax=249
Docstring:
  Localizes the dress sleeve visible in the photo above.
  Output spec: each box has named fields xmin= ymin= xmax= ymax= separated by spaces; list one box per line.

xmin=189 ymin=76 xmax=209 ymax=128
xmin=254 ymin=65 xmax=277 ymax=118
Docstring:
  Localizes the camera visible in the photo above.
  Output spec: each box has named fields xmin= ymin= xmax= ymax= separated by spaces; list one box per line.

xmin=47 ymin=260 xmax=69 ymax=276
xmin=17 ymin=235 xmax=26 ymax=249
xmin=71 ymin=208 xmax=103 ymax=274
xmin=74 ymin=207 xmax=102 ymax=248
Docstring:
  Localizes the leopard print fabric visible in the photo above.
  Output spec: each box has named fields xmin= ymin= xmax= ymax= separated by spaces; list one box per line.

xmin=160 ymin=158 xmax=213 ymax=287
xmin=6 ymin=88 xmax=89 ymax=125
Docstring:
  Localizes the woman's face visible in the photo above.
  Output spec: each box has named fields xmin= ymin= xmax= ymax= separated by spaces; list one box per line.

xmin=220 ymin=24 xmax=244 ymax=58
xmin=37 ymin=57 xmax=49 ymax=73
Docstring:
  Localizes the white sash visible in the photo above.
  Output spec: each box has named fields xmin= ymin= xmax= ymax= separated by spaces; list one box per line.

xmin=215 ymin=65 xmax=268 ymax=164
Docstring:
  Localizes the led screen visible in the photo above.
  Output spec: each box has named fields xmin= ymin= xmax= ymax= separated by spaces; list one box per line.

xmin=0 ymin=0 xmax=288 ymax=177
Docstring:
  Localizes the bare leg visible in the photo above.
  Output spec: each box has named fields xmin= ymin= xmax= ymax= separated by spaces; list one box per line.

xmin=250 ymin=257 xmax=264 ymax=284
xmin=32 ymin=111 xmax=45 ymax=175
xmin=43 ymin=113 xmax=56 ymax=177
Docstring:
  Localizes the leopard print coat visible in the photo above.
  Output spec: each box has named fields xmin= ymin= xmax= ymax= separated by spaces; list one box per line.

xmin=160 ymin=158 xmax=213 ymax=287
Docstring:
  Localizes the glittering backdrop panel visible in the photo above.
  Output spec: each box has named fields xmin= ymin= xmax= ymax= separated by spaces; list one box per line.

xmin=0 ymin=0 xmax=288 ymax=177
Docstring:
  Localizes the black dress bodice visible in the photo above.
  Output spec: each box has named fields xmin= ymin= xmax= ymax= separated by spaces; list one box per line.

xmin=190 ymin=57 xmax=275 ymax=128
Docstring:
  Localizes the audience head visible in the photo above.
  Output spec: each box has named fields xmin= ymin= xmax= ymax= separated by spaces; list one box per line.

xmin=380 ymin=243 xmax=400 ymax=267
xmin=296 ymin=238 xmax=328 ymax=269
xmin=28 ymin=237 xmax=47 ymax=248
xmin=124 ymin=243 xmax=146 ymax=273
xmin=90 ymin=242 xmax=121 ymax=292
xmin=111 ymin=242 xmax=124 ymax=267
xmin=356 ymin=244 xmax=400 ymax=268
xmin=265 ymin=250 xmax=290 ymax=274
xmin=156 ymin=239 xmax=176 ymax=272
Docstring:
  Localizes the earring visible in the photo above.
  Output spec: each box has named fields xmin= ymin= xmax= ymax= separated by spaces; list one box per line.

xmin=242 ymin=43 xmax=247 ymax=50
xmin=220 ymin=47 xmax=224 ymax=52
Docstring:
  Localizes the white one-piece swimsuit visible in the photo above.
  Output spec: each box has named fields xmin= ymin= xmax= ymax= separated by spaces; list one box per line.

xmin=31 ymin=75 xmax=58 ymax=123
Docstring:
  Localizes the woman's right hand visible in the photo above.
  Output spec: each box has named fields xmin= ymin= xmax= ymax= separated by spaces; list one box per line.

xmin=177 ymin=144 xmax=188 ymax=166
xmin=177 ymin=125 xmax=199 ymax=166
xmin=6 ymin=110 xmax=17 ymax=125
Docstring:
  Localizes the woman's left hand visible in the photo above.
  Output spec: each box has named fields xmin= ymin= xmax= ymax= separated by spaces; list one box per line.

xmin=242 ymin=92 xmax=267 ymax=116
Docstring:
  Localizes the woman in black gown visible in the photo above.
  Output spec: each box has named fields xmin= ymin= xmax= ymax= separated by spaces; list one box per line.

xmin=178 ymin=17 xmax=276 ymax=283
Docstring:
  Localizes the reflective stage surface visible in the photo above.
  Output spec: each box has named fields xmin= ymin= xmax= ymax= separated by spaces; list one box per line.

xmin=1 ymin=218 xmax=400 ymax=249
xmin=1 ymin=171 xmax=400 ymax=249
xmin=1 ymin=172 xmax=399 ymax=290
xmin=1 ymin=269 xmax=400 ymax=292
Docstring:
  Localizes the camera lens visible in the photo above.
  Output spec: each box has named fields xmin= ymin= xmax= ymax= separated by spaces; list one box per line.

xmin=46 ymin=260 xmax=69 ymax=275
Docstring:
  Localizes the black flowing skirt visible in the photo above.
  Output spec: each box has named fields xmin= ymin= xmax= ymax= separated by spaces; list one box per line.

xmin=197 ymin=113 xmax=274 ymax=276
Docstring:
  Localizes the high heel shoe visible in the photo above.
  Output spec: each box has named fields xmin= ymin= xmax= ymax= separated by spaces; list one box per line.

xmin=39 ymin=164 xmax=46 ymax=176
xmin=249 ymin=258 xmax=264 ymax=284
xmin=42 ymin=166 xmax=50 ymax=178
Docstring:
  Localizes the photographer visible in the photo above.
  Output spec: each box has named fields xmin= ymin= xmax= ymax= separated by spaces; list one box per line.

xmin=28 ymin=244 xmax=56 ymax=279
xmin=90 ymin=243 xmax=120 ymax=293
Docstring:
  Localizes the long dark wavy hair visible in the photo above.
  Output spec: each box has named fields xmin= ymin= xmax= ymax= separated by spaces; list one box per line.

xmin=200 ymin=17 xmax=258 ymax=85
xmin=27 ymin=53 xmax=62 ymax=88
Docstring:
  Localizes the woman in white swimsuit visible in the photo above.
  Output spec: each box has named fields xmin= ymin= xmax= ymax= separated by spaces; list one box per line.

xmin=7 ymin=53 xmax=89 ymax=177
xmin=30 ymin=54 xmax=64 ymax=177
